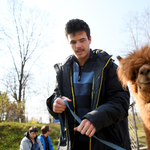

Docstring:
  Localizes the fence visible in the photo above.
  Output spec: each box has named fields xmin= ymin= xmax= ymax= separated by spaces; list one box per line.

xmin=128 ymin=101 xmax=147 ymax=150
xmin=128 ymin=101 xmax=139 ymax=150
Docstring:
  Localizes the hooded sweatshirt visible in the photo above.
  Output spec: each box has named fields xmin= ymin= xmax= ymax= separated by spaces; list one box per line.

xmin=20 ymin=132 xmax=43 ymax=150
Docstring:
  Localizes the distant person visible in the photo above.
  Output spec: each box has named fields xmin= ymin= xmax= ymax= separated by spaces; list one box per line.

xmin=20 ymin=126 xmax=43 ymax=150
xmin=38 ymin=125 xmax=54 ymax=150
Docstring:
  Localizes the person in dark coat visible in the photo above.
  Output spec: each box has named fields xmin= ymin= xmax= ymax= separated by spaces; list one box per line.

xmin=47 ymin=18 xmax=131 ymax=150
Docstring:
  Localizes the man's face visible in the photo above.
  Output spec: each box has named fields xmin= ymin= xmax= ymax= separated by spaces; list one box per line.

xmin=47 ymin=127 xmax=51 ymax=135
xmin=68 ymin=31 xmax=91 ymax=65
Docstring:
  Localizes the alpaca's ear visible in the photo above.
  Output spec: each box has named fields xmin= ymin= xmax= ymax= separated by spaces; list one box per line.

xmin=117 ymin=56 xmax=122 ymax=61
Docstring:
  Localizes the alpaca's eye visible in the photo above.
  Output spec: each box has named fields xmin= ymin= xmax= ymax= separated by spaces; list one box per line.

xmin=139 ymin=86 xmax=141 ymax=89
xmin=140 ymin=71 xmax=144 ymax=74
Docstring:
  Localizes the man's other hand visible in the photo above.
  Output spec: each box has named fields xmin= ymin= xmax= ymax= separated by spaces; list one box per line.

xmin=74 ymin=119 xmax=96 ymax=137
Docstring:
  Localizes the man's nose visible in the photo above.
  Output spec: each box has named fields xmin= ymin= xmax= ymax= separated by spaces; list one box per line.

xmin=76 ymin=41 xmax=81 ymax=48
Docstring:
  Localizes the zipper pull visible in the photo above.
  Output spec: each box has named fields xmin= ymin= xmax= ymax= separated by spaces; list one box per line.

xmin=78 ymin=75 xmax=81 ymax=81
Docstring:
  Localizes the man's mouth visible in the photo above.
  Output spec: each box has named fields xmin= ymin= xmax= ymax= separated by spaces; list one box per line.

xmin=76 ymin=49 xmax=84 ymax=54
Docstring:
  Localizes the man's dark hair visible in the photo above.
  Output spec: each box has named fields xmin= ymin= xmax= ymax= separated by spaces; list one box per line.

xmin=29 ymin=127 xmax=38 ymax=133
xmin=41 ymin=125 xmax=50 ymax=134
xmin=65 ymin=19 xmax=90 ymax=39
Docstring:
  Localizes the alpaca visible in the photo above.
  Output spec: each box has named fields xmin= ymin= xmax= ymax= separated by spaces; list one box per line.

xmin=117 ymin=44 xmax=150 ymax=149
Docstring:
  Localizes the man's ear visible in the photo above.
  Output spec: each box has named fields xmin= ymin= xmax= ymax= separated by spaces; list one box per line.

xmin=89 ymin=36 xmax=91 ymax=44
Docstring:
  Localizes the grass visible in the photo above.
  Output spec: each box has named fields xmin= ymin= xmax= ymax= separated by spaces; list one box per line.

xmin=136 ymin=122 xmax=147 ymax=147
xmin=0 ymin=121 xmax=60 ymax=150
xmin=0 ymin=121 xmax=147 ymax=150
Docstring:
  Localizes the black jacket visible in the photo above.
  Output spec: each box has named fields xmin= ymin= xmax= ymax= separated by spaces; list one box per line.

xmin=47 ymin=49 xmax=131 ymax=150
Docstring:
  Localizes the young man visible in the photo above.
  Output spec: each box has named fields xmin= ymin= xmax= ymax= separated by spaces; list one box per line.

xmin=38 ymin=125 xmax=54 ymax=150
xmin=47 ymin=19 xmax=131 ymax=150
xmin=20 ymin=126 xmax=43 ymax=150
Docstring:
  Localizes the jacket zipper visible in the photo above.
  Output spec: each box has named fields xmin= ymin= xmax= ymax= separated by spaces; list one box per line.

xmin=70 ymin=67 xmax=76 ymax=149
xmin=89 ymin=56 xmax=112 ymax=150
xmin=96 ymin=56 xmax=112 ymax=108
xmin=64 ymin=111 xmax=69 ymax=150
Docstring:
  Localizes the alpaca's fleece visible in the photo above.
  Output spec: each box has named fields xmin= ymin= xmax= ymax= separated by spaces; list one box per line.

xmin=117 ymin=44 xmax=150 ymax=149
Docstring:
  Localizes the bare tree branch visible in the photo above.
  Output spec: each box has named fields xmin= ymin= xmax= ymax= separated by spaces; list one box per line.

xmin=0 ymin=0 xmax=54 ymax=104
xmin=124 ymin=8 xmax=150 ymax=50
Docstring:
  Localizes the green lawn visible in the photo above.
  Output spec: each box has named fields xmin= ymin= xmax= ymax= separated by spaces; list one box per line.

xmin=0 ymin=121 xmax=60 ymax=150
xmin=136 ymin=122 xmax=147 ymax=147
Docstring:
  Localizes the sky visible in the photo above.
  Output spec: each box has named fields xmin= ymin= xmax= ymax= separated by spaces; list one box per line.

xmin=1 ymin=0 xmax=150 ymax=123
xmin=24 ymin=0 xmax=150 ymax=80
xmin=26 ymin=0 xmax=150 ymax=64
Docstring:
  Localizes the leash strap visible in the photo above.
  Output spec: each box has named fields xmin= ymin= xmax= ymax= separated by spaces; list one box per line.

xmin=63 ymin=100 xmax=126 ymax=150
xmin=58 ymin=113 xmax=66 ymax=140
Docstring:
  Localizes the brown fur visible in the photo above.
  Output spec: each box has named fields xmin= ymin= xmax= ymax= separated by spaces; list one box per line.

xmin=117 ymin=44 xmax=150 ymax=149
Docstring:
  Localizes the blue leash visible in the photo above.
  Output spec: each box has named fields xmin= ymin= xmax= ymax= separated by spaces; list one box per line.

xmin=63 ymin=100 xmax=126 ymax=150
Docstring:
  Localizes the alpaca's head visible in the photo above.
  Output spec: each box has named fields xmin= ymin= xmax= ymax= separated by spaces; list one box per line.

xmin=117 ymin=44 xmax=150 ymax=101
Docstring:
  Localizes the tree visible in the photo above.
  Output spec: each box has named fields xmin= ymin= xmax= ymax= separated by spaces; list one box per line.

xmin=0 ymin=92 xmax=9 ymax=122
xmin=124 ymin=8 xmax=150 ymax=50
xmin=0 ymin=0 xmax=54 ymax=121
xmin=0 ymin=91 xmax=24 ymax=122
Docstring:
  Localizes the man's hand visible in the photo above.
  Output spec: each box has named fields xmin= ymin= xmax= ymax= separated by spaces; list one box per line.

xmin=74 ymin=119 xmax=96 ymax=137
xmin=53 ymin=96 xmax=72 ymax=113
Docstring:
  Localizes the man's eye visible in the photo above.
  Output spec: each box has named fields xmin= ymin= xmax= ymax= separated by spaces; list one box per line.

xmin=71 ymin=41 xmax=76 ymax=44
xmin=80 ymin=39 xmax=85 ymax=42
